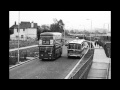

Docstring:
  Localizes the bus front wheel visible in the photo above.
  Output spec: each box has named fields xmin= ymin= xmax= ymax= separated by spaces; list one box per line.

xmin=68 ymin=56 xmax=71 ymax=58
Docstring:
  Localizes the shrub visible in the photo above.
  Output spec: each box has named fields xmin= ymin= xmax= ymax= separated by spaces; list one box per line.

xmin=103 ymin=43 xmax=111 ymax=58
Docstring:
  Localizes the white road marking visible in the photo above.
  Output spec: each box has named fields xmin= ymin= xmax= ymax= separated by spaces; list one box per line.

xmin=64 ymin=48 xmax=89 ymax=79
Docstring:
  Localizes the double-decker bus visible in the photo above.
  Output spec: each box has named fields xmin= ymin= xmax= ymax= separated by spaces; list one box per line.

xmin=39 ymin=32 xmax=63 ymax=60
xmin=67 ymin=39 xmax=89 ymax=58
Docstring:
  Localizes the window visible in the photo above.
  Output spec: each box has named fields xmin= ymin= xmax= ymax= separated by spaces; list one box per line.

xmin=69 ymin=44 xmax=74 ymax=49
xmin=81 ymin=43 xmax=84 ymax=47
xmin=21 ymin=35 xmax=24 ymax=38
xmin=83 ymin=42 xmax=88 ymax=48
xmin=40 ymin=47 xmax=46 ymax=52
xmin=40 ymin=36 xmax=53 ymax=40
xmin=78 ymin=44 xmax=81 ymax=49
xmin=75 ymin=44 xmax=77 ymax=49
xmin=46 ymin=47 xmax=53 ymax=53
xmin=16 ymin=35 xmax=18 ymax=38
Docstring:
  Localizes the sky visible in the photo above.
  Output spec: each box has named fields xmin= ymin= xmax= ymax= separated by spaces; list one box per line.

xmin=9 ymin=11 xmax=111 ymax=32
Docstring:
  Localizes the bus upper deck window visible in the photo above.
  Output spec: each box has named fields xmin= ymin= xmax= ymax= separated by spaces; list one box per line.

xmin=78 ymin=44 xmax=81 ymax=49
xmin=70 ymin=44 xmax=74 ymax=49
xmin=75 ymin=44 xmax=77 ymax=49
xmin=69 ymin=44 xmax=71 ymax=49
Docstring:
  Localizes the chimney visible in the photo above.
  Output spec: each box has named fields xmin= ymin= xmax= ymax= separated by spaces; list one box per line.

xmin=15 ymin=21 xmax=16 ymax=25
xmin=31 ymin=22 xmax=34 ymax=28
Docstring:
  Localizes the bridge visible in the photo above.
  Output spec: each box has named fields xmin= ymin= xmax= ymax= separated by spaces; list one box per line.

xmin=9 ymin=39 xmax=111 ymax=79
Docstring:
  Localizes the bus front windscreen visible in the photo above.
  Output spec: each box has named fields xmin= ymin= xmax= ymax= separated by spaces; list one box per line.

xmin=46 ymin=47 xmax=53 ymax=53
xmin=69 ymin=44 xmax=81 ymax=49
xmin=40 ymin=47 xmax=53 ymax=53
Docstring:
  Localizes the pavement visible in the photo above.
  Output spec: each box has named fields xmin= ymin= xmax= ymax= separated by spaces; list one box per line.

xmin=9 ymin=57 xmax=38 ymax=69
xmin=87 ymin=46 xmax=111 ymax=79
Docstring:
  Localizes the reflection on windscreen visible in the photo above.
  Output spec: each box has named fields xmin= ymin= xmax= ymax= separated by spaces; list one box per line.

xmin=40 ymin=47 xmax=45 ymax=51
xmin=46 ymin=47 xmax=52 ymax=53
xmin=69 ymin=44 xmax=81 ymax=49
xmin=40 ymin=47 xmax=53 ymax=53
xmin=40 ymin=36 xmax=53 ymax=40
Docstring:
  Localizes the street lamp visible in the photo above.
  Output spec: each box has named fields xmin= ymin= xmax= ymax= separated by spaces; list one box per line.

xmin=17 ymin=11 xmax=20 ymax=64
xmin=86 ymin=19 xmax=92 ymax=49
xmin=80 ymin=25 xmax=85 ymax=39
xmin=63 ymin=26 xmax=66 ymax=46
xmin=83 ymin=25 xmax=85 ymax=39
xmin=103 ymin=23 xmax=109 ymax=33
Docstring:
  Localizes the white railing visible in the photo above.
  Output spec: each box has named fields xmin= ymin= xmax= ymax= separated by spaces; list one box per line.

xmin=9 ymin=45 xmax=38 ymax=52
xmin=106 ymin=58 xmax=111 ymax=79
xmin=64 ymin=48 xmax=89 ymax=79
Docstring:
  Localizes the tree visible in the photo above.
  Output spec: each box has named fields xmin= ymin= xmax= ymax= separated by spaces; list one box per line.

xmin=58 ymin=19 xmax=64 ymax=32
xmin=70 ymin=30 xmax=74 ymax=34
xmin=102 ymin=29 xmax=107 ymax=34
xmin=37 ymin=26 xmax=42 ymax=40
xmin=50 ymin=23 xmax=59 ymax=32
xmin=50 ymin=19 xmax=65 ymax=33
xmin=41 ymin=25 xmax=50 ymax=32
xmin=9 ymin=27 xmax=14 ymax=41
xmin=94 ymin=30 xmax=100 ymax=34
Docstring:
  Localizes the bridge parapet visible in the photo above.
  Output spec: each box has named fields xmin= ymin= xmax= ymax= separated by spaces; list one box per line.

xmin=65 ymin=49 xmax=94 ymax=79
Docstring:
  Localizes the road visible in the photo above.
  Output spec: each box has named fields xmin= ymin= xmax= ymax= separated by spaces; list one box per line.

xmin=9 ymin=46 xmax=81 ymax=79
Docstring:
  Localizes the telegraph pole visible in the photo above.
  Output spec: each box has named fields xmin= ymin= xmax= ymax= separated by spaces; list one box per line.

xmin=18 ymin=11 xmax=20 ymax=63
xmin=90 ymin=20 xmax=92 ymax=49
xmin=64 ymin=27 xmax=65 ymax=45
xmin=86 ymin=19 xmax=92 ymax=49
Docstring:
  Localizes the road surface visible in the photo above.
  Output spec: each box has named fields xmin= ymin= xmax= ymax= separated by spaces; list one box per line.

xmin=9 ymin=46 xmax=82 ymax=79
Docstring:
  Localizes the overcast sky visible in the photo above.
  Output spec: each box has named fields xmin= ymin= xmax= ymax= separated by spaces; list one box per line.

xmin=9 ymin=11 xmax=111 ymax=32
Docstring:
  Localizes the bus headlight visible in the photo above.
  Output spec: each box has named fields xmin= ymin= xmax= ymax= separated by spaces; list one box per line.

xmin=50 ymin=40 xmax=53 ymax=44
xmin=39 ymin=40 xmax=42 ymax=45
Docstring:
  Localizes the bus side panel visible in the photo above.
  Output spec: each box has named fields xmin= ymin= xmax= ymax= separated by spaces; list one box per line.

xmin=54 ymin=45 xmax=62 ymax=59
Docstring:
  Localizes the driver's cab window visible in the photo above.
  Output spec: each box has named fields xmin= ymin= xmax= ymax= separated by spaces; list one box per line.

xmin=84 ymin=42 xmax=88 ymax=48
xmin=82 ymin=42 xmax=88 ymax=49
xmin=78 ymin=44 xmax=81 ymax=50
xmin=81 ymin=42 xmax=85 ymax=49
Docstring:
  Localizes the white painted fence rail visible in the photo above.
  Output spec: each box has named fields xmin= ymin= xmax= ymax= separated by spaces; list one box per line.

xmin=9 ymin=45 xmax=38 ymax=52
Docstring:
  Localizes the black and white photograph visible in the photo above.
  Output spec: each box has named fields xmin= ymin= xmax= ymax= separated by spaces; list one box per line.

xmin=9 ymin=11 xmax=111 ymax=79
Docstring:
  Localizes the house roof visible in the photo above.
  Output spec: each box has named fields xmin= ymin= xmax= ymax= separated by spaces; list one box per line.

xmin=9 ymin=24 xmax=18 ymax=29
xmin=33 ymin=23 xmax=38 ymax=28
xmin=9 ymin=24 xmax=18 ymax=34
xmin=9 ymin=22 xmax=38 ymax=29
xmin=19 ymin=22 xmax=31 ymax=29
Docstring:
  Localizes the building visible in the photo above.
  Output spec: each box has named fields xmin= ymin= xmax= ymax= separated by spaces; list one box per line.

xmin=10 ymin=21 xmax=38 ymax=40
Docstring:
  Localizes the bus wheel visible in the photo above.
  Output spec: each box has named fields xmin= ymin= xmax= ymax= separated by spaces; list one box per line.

xmin=54 ymin=54 xmax=57 ymax=60
xmin=79 ymin=56 xmax=82 ymax=59
xmin=51 ymin=58 xmax=55 ymax=61
xmin=80 ymin=54 xmax=83 ymax=59
xmin=60 ymin=51 xmax=62 ymax=57
xmin=59 ymin=54 xmax=61 ymax=57
xmin=68 ymin=56 xmax=71 ymax=58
